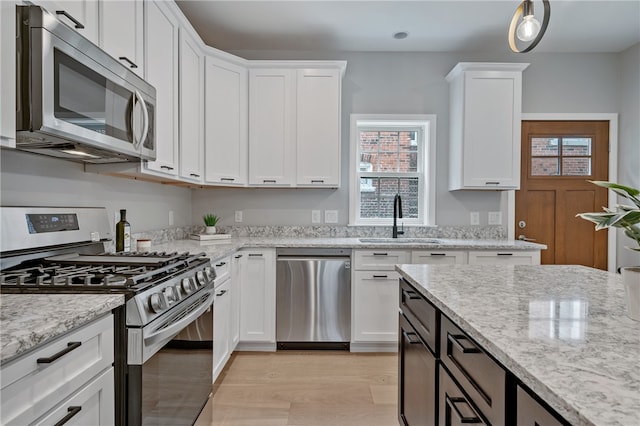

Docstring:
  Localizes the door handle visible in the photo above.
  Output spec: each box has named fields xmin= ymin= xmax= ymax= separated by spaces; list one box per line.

xmin=518 ymin=235 xmax=536 ymax=242
xmin=56 ymin=10 xmax=84 ymax=29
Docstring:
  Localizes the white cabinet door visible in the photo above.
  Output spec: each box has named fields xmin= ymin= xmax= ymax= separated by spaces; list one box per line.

xmin=0 ymin=1 xmax=16 ymax=148
xmin=248 ymin=69 xmax=295 ymax=186
xmin=213 ymin=278 xmax=231 ymax=382
xmin=296 ymin=69 xmax=341 ymax=187
xmin=239 ymin=249 xmax=276 ymax=343
xmin=143 ymin=0 xmax=179 ymax=177
xmin=468 ymin=250 xmax=540 ymax=265
xmin=447 ymin=63 xmax=528 ymax=190
xmin=205 ymin=56 xmax=248 ymax=186
xmin=178 ymin=29 xmax=204 ymax=183
xmin=352 ymin=271 xmax=400 ymax=343
xmin=230 ymin=252 xmax=244 ymax=349
xmin=100 ymin=0 xmax=144 ymax=77
xmin=354 ymin=250 xmax=411 ymax=271
xmin=37 ymin=0 xmax=99 ymax=45
xmin=411 ymin=250 xmax=467 ymax=264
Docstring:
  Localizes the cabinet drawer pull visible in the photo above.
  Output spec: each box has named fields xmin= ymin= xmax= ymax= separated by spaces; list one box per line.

xmin=53 ymin=406 xmax=82 ymax=426
xmin=234 ymin=254 xmax=243 ymax=259
xmin=484 ymin=181 xmax=500 ymax=185
xmin=118 ymin=56 xmax=138 ymax=69
xmin=216 ymin=262 xmax=227 ymax=267
xmin=55 ymin=10 xmax=84 ymax=29
xmin=160 ymin=165 xmax=174 ymax=170
xmin=497 ymin=253 xmax=513 ymax=256
xmin=445 ymin=395 xmax=482 ymax=424
xmin=263 ymin=179 xmax=277 ymax=183
xmin=221 ymin=177 xmax=235 ymax=182
xmin=311 ymin=180 xmax=324 ymax=183
xmin=372 ymin=274 xmax=388 ymax=279
xmin=190 ymin=173 xmax=200 ymax=178
xmin=37 ymin=341 xmax=82 ymax=364
xmin=216 ymin=289 xmax=227 ymax=297
xmin=402 ymin=289 xmax=421 ymax=300
xmin=372 ymin=252 xmax=388 ymax=256
xmin=248 ymin=253 xmax=263 ymax=257
xmin=430 ymin=253 xmax=446 ymax=256
xmin=402 ymin=331 xmax=421 ymax=345
xmin=448 ymin=333 xmax=481 ymax=354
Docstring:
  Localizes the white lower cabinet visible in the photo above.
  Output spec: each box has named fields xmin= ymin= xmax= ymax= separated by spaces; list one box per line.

xmin=230 ymin=252 xmax=244 ymax=349
xmin=468 ymin=250 xmax=540 ymax=265
xmin=411 ymin=250 xmax=467 ymax=264
xmin=238 ymin=249 xmax=276 ymax=349
xmin=213 ymin=278 xmax=231 ymax=382
xmin=0 ymin=314 xmax=114 ymax=426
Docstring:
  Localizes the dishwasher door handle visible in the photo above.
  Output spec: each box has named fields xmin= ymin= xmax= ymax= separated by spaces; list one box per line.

xmin=277 ymin=256 xmax=351 ymax=263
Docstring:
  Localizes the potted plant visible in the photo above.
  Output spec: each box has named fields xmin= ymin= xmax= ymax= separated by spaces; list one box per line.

xmin=203 ymin=214 xmax=220 ymax=234
xmin=577 ymin=181 xmax=640 ymax=320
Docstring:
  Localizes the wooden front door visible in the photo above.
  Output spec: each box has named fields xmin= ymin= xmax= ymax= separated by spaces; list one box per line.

xmin=515 ymin=121 xmax=609 ymax=269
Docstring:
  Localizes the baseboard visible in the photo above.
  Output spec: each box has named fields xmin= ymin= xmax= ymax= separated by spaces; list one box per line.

xmin=236 ymin=341 xmax=277 ymax=352
xmin=350 ymin=342 xmax=398 ymax=353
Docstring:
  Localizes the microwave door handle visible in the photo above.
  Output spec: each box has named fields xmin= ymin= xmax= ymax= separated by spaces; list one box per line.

xmin=136 ymin=90 xmax=149 ymax=150
xmin=131 ymin=91 xmax=140 ymax=148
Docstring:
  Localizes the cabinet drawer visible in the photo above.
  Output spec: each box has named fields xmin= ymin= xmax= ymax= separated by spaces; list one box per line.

xmin=440 ymin=315 xmax=505 ymax=425
xmin=354 ymin=250 xmax=410 ymax=270
xmin=411 ymin=250 xmax=467 ymax=265
xmin=400 ymin=279 xmax=438 ymax=355
xmin=1 ymin=314 xmax=114 ymax=426
xmin=467 ymin=250 xmax=539 ymax=265
xmin=213 ymin=256 xmax=231 ymax=284
xmin=439 ymin=366 xmax=487 ymax=426
xmin=516 ymin=385 xmax=566 ymax=426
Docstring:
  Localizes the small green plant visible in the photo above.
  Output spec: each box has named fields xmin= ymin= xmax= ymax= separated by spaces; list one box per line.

xmin=203 ymin=213 xmax=220 ymax=227
xmin=577 ymin=181 xmax=640 ymax=252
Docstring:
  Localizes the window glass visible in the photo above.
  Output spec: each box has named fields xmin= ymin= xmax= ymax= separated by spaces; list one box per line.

xmin=530 ymin=136 xmax=594 ymax=177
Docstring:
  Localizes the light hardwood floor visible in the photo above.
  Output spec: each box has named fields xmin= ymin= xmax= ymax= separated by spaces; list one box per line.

xmin=194 ymin=351 xmax=399 ymax=426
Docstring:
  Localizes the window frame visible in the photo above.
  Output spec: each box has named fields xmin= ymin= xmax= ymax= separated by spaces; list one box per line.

xmin=349 ymin=114 xmax=436 ymax=226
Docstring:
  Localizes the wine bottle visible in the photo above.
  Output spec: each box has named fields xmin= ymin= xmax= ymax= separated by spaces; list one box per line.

xmin=115 ymin=209 xmax=131 ymax=252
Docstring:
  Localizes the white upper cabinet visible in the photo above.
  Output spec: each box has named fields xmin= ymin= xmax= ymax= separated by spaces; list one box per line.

xmin=296 ymin=69 xmax=341 ymax=187
xmin=100 ymin=0 xmax=144 ymax=77
xmin=0 ymin=1 xmax=16 ymax=148
xmin=205 ymin=55 xmax=248 ymax=186
xmin=248 ymin=69 xmax=296 ymax=186
xmin=143 ymin=0 xmax=179 ymax=177
xmin=37 ymin=0 xmax=99 ymax=45
xmin=447 ymin=63 xmax=529 ymax=190
xmin=178 ymin=29 xmax=204 ymax=183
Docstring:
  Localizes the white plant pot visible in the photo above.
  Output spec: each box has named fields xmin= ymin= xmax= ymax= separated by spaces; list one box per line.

xmin=622 ymin=267 xmax=640 ymax=321
xmin=205 ymin=226 xmax=217 ymax=235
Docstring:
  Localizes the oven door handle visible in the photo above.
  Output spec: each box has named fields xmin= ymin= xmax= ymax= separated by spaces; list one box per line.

xmin=143 ymin=289 xmax=214 ymax=347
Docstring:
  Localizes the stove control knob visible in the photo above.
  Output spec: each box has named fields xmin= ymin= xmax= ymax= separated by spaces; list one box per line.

xmin=173 ymin=285 xmax=183 ymax=302
xmin=181 ymin=277 xmax=194 ymax=294
xmin=149 ymin=293 xmax=167 ymax=313
xmin=204 ymin=266 xmax=216 ymax=282
xmin=163 ymin=286 xmax=178 ymax=305
xmin=196 ymin=270 xmax=207 ymax=286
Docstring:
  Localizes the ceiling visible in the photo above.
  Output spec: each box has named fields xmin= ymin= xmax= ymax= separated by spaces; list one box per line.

xmin=175 ymin=1 xmax=640 ymax=54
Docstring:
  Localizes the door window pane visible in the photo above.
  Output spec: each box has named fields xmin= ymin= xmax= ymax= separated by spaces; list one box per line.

xmin=531 ymin=158 xmax=560 ymax=176
xmin=562 ymin=138 xmax=591 ymax=156
xmin=562 ymin=158 xmax=592 ymax=176
xmin=531 ymin=138 xmax=559 ymax=156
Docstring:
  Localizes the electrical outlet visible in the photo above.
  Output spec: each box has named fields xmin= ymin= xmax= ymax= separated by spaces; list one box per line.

xmin=488 ymin=211 xmax=502 ymax=225
xmin=324 ymin=210 xmax=338 ymax=224
xmin=168 ymin=210 xmax=174 ymax=226
xmin=470 ymin=212 xmax=480 ymax=225
xmin=312 ymin=210 xmax=321 ymax=223
xmin=234 ymin=210 xmax=243 ymax=223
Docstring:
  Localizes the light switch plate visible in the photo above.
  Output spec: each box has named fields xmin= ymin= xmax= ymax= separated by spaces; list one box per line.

xmin=325 ymin=210 xmax=338 ymax=223
xmin=234 ymin=210 xmax=243 ymax=223
xmin=488 ymin=211 xmax=502 ymax=225
xmin=312 ymin=210 xmax=321 ymax=223
xmin=470 ymin=212 xmax=480 ymax=225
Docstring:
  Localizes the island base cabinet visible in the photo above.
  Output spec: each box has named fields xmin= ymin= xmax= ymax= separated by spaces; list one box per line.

xmin=516 ymin=385 xmax=565 ymax=426
xmin=399 ymin=314 xmax=437 ymax=426
xmin=439 ymin=367 xmax=487 ymax=426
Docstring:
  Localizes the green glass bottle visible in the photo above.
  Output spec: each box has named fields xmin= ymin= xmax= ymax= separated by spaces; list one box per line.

xmin=115 ymin=209 xmax=131 ymax=252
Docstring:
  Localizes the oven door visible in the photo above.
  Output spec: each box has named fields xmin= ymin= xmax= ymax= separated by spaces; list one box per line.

xmin=127 ymin=287 xmax=214 ymax=426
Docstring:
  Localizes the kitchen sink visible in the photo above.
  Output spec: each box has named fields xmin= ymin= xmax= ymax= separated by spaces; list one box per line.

xmin=358 ymin=238 xmax=443 ymax=244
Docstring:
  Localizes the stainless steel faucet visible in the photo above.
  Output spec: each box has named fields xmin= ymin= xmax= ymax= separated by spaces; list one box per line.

xmin=393 ymin=194 xmax=404 ymax=238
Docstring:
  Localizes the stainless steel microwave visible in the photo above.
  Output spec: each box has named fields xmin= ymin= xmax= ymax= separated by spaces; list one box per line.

xmin=15 ymin=5 xmax=156 ymax=164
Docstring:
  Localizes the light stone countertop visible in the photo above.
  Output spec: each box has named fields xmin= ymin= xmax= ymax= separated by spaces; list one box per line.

xmin=0 ymin=294 xmax=124 ymax=364
xmin=149 ymin=236 xmax=546 ymax=262
xmin=396 ymin=263 xmax=640 ymax=426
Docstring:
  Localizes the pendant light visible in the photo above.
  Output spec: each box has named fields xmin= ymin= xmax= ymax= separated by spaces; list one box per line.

xmin=509 ymin=0 xmax=551 ymax=53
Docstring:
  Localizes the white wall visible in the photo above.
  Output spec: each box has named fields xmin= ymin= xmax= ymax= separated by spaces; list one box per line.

xmin=0 ymin=150 xmax=193 ymax=232
xmin=193 ymin=50 xmax=624 ymax=229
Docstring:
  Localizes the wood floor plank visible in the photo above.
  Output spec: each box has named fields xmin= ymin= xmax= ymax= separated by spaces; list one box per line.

xmin=195 ymin=351 xmax=399 ymax=426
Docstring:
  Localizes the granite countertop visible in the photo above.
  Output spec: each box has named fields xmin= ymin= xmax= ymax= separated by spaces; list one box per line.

xmin=0 ymin=294 xmax=124 ymax=364
xmin=150 ymin=236 xmax=546 ymax=262
xmin=396 ymin=264 xmax=640 ymax=426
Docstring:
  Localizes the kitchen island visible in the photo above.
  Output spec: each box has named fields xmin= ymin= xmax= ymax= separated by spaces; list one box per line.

xmin=396 ymin=264 xmax=639 ymax=426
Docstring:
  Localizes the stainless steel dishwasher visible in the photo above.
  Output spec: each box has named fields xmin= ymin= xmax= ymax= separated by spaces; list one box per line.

xmin=276 ymin=248 xmax=351 ymax=350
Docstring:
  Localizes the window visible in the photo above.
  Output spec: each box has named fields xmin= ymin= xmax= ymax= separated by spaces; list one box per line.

xmin=530 ymin=136 xmax=593 ymax=176
xmin=349 ymin=114 xmax=436 ymax=226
